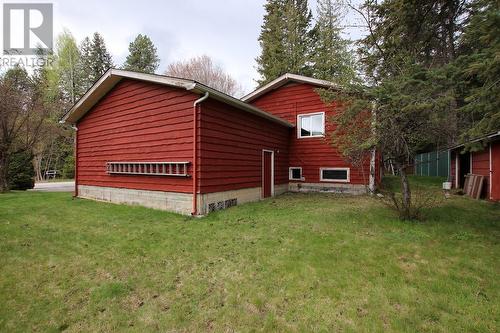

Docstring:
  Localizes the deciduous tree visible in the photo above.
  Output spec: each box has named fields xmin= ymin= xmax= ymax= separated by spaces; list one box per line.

xmin=165 ymin=55 xmax=243 ymax=97
xmin=0 ymin=67 xmax=48 ymax=191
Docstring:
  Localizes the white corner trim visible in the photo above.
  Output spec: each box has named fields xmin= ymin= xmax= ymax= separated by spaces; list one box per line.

xmin=319 ymin=167 xmax=350 ymax=183
xmin=297 ymin=112 xmax=326 ymax=139
xmin=489 ymin=143 xmax=492 ymax=199
xmin=470 ymin=151 xmax=473 ymax=174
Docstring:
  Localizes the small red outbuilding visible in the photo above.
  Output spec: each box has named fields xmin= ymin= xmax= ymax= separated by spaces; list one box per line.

xmin=449 ymin=131 xmax=500 ymax=201
xmin=61 ymin=70 xmax=379 ymax=215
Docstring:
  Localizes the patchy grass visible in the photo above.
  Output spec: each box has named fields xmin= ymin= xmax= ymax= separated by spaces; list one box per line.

xmin=0 ymin=180 xmax=499 ymax=332
xmin=381 ymin=175 xmax=447 ymax=192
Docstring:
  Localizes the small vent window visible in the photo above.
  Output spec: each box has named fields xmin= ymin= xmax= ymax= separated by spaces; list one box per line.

xmin=106 ymin=162 xmax=190 ymax=177
xmin=289 ymin=167 xmax=303 ymax=180
xmin=320 ymin=168 xmax=350 ymax=183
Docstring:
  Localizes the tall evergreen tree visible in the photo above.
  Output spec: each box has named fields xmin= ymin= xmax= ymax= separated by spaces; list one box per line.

xmin=79 ymin=36 xmax=93 ymax=91
xmin=256 ymin=0 xmax=314 ymax=85
xmin=79 ymin=33 xmax=114 ymax=90
xmin=123 ymin=34 xmax=160 ymax=74
xmin=454 ymin=0 xmax=500 ymax=143
xmin=312 ymin=0 xmax=356 ymax=84
xmin=319 ymin=0 xmax=467 ymax=219
xmin=283 ymin=0 xmax=314 ymax=76
xmin=89 ymin=33 xmax=113 ymax=83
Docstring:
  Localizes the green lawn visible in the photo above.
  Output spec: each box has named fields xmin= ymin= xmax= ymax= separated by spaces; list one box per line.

xmin=1 ymin=179 xmax=499 ymax=332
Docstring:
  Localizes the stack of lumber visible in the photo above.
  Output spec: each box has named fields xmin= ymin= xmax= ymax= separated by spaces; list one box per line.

xmin=463 ymin=174 xmax=485 ymax=199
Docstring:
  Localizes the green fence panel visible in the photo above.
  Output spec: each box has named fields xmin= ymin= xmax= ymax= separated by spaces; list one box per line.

xmin=415 ymin=150 xmax=450 ymax=177
xmin=438 ymin=151 xmax=449 ymax=177
xmin=429 ymin=151 xmax=438 ymax=176
xmin=415 ymin=154 xmax=421 ymax=175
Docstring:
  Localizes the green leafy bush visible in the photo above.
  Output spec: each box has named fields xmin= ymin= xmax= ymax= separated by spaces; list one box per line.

xmin=8 ymin=150 xmax=35 ymax=190
xmin=62 ymin=154 xmax=75 ymax=179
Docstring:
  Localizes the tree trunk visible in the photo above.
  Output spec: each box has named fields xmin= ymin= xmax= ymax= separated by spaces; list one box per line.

xmin=369 ymin=148 xmax=376 ymax=194
xmin=398 ymin=165 xmax=412 ymax=219
xmin=0 ymin=152 xmax=9 ymax=192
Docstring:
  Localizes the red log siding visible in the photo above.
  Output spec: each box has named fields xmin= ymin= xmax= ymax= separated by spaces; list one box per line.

xmin=77 ymin=79 xmax=197 ymax=193
xmin=472 ymin=148 xmax=490 ymax=198
xmin=250 ymin=82 xmax=371 ymax=184
xmin=451 ymin=151 xmax=457 ymax=188
xmin=491 ymin=141 xmax=500 ymax=201
xmin=198 ymin=98 xmax=289 ymax=193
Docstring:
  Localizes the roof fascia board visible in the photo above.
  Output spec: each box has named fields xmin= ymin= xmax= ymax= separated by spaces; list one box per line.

xmin=448 ymin=131 xmax=500 ymax=151
xmin=61 ymin=69 xmax=292 ymax=127
xmin=241 ymin=73 xmax=338 ymax=102
xmin=191 ymin=84 xmax=293 ymax=127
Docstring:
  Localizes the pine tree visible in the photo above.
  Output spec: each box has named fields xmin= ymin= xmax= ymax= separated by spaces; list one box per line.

xmin=79 ymin=33 xmax=113 ymax=90
xmin=89 ymin=33 xmax=113 ymax=83
xmin=256 ymin=0 xmax=314 ymax=85
xmin=123 ymin=34 xmax=160 ymax=74
xmin=79 ymin=36 xmax=93 ymax=91
xmin=455 ymin=0 xmax=500 ymax=142
xmin=283 ymin=0 xmax=314 ymax=76
xmin=312 ymin=0 xmax=356 ymax=84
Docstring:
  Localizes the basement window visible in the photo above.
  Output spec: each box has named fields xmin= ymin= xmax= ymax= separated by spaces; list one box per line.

xmin=106 ymin=162 xmax=190 ymax=177
xmin=289 ymin=167 xmax=303 ymax=180
xmin=297 ymin=112 xmax=325 ymax=138
xmin=320 ymin=168 xmax=350 ymax=183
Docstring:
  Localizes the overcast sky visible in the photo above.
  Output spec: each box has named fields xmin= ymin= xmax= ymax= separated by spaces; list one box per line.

xmin=6 ymin=0 xmax=366 ymax=94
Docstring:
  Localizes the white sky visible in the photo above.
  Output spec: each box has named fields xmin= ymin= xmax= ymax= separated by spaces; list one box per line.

xmin=2 ymin=0 xmax=367 ymax=94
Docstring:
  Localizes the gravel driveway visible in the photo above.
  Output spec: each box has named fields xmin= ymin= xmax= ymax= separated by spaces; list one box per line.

xmin=31 ymin=181 xmax=75 ymax=192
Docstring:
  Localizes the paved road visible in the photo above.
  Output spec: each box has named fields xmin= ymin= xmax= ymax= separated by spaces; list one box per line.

xmin=31 ymin=181 xmax=75 ymax=192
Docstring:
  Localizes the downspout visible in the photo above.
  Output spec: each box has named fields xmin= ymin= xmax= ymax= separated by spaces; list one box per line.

xmin=192 ymin=92 xmax=209 ymax=216
xmin=72 ymin=125 xmax=78 ymax=197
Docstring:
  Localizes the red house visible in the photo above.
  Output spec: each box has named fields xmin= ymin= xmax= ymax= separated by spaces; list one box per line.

xmin=61 ymin=70 xmax=379 ymax=215
xmin=449 ymin=131 xmax=500 ymax=201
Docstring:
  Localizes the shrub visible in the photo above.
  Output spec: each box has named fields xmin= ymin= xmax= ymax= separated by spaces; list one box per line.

xmin=62 ymin=154 xmax=75 ymax=179
xmin=8 ymin=150 xmax=35 ymax=190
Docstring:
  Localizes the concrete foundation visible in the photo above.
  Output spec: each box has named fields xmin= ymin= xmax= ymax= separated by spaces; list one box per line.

xmin=78 ymin=185 xmax=193 ymax=215
xmin=288 ymin=182 xmax=367 ymax=195
xmin=197 ymin=183 xmax=288 ymax=215
xmin=78 ymin=182 xmax=365 ymax=216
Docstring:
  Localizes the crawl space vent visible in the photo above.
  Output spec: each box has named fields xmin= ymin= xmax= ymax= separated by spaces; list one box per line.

xmin=207 ymin=198 xmax=237 ymax=213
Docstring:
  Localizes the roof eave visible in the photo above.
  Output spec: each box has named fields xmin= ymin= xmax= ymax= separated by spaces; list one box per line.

xmin=448 ymin=131 xmax=500 ymax=150
xmin=60 ymin=69 xmax=292 ymax=128
xmin=192 ymin=83 xmax=293 ymax=127
xmin=241 ymin=73 xmax=339 ymax=102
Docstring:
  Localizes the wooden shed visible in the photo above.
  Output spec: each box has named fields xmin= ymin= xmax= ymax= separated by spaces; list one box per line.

xmin=449 ymin=131 xmax=500 ymax=201
xmin=61 ymin=70 xmax=380 ymax=215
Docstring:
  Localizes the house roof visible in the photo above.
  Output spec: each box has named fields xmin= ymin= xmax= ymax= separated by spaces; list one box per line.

xmin=60 ymin=69 xmax=293 ymax=127
xmin=241 ymin=73 xmax=338 ymax=102
xmin=449 ymin=130 xmax=500 ymax=150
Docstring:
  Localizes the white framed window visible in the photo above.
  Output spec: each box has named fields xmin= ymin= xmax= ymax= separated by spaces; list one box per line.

xmin=297 ymin=112 xmax=325 ymax=138
xmin=320 ymin=167 xmax=350 ymax=183
xmin=289 ymin=167 xmax=303 ymax=180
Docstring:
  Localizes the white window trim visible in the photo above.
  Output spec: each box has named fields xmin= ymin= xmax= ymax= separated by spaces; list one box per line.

xmin=297 ymin=112 xmax=325 ymax=139
xmin=320 ymin=167 xmax=350 ymax=183
xmin=289 ymin=167 xmax=304 ymax=181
